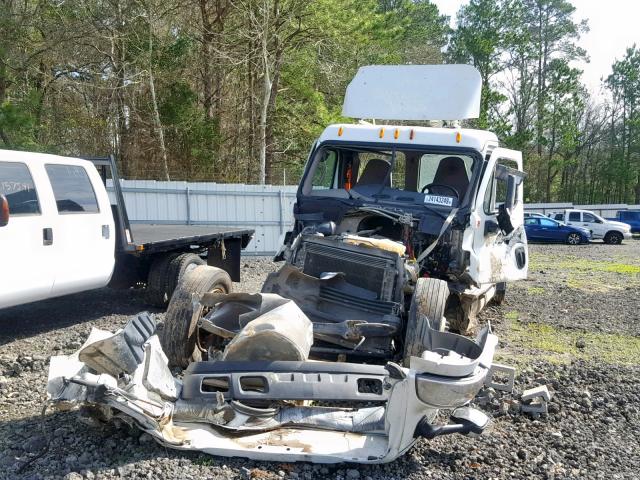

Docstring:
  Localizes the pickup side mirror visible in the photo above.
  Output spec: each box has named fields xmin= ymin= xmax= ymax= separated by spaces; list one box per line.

xmin=0 ymin=195 xmax=9 ymax=227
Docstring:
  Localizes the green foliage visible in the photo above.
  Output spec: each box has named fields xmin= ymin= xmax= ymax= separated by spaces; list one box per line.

xmin=0 ymin=0 xmax=636 ymax=199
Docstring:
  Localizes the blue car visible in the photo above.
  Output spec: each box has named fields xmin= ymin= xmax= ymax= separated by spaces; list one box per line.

xmin=524 ymin=217 xmax=591 ymax=245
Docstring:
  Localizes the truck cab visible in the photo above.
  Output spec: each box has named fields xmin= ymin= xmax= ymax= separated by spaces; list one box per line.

xmin=264 ymin=65 xmax=528 ymax=362
xmin=0 ymin=151 xmax=116 ymax=308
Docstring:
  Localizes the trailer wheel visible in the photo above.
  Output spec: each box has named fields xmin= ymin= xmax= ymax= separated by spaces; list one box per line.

xmin=160 ymin=265 xmax=232 ymax=368
xmin=403 ymin=277 xmax=449 ymax=367
xmin=166 ymin=253 xmax=205 ymax=300
xmin=145 ymin=253 xmax=180 ymax=307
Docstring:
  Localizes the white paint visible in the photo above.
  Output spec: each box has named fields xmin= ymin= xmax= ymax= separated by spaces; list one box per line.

xmin=342 ymin=65 xmax=481 ymax=120
xmin=467 ymin=147 xmax=528 ymax=285
xmin=0 ymin=150 xmax=115 ymax=308
xmin=318 ymin=124 xmax=497 ymax=151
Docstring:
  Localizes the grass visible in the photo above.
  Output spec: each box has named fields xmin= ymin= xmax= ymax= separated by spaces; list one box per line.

xmin=530 ymin=255 xmax=640 ymax=275
xmin=496 ymin=248 xmax=640 ymax=365
xmin=504 ymin=310 xmax=520 ymax=320
xmin=528 ymin=252 xmax=640 ymax=292
xmin=526 ymin=286 xmax=545 ymax=295
xmin=501 ymin=319 xmax=640 ymax=365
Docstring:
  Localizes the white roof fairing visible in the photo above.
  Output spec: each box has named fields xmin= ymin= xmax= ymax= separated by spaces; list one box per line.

xmin=318 ymin=124 xmax=498 ymax=152
xmin=342 ymin=64 xmax=482 ymax=121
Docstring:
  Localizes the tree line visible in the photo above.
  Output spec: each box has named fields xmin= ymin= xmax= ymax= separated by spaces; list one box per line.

xmin=0 ymin=0 xmax=638 ymax=203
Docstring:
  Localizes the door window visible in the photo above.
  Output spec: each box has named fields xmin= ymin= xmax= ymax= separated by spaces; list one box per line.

xmin=583 ymin=213 xmax=598 ymax=223
xmin=0 ymin=162 xmax=41 ymax=215
xmin=539 ymin=218 xmax=557 ymax=227
xmin=483 ymin=159 xmax=521 ymax=214
xmin=45 ymin=164 xmax=99 ymax=213
xmin=568 ymin=212 xmax=580 ymax=222
xmin=524 ymin=218 xmax=538 ymax=225
xmin=311 ymin=150 xmax=338 ymax=190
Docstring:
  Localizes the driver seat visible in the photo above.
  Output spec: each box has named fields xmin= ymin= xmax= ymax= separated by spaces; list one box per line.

xmin=356 ymin=158 xmax=391 ymax=187
xmin=431 ymin=156 xmax=469 ymax=198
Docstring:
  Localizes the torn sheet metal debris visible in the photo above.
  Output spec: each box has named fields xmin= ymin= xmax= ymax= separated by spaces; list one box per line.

xmin=47 ymin=303 xmax=509 ymax=464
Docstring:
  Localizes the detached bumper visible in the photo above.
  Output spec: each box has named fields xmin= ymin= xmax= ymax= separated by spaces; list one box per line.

xmin=47 ymin=312 xmax=512 ymax=464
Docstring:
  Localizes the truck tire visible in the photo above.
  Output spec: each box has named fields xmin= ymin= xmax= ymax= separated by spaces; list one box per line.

xmin=492 ymin=282 xmax=506 ymax=305
xmin=604 ymin=231 xmax=623 ymax=245
xmin=166 ymin=253 xmax=206 ymax=300
xmin=403 ymin=277 xmax=449 ymax=366
xmin=145 ymin=253 xmax=180 ymax=307
xmin=160 ymin=265 xmax=232 ymax=368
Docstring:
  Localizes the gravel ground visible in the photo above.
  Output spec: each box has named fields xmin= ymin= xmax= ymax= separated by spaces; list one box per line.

xmin=0 ymin=244 xmax=639 ymax=480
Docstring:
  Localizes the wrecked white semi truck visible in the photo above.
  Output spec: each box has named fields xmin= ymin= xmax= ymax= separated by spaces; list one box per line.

xmin=47 ymin=65 xmax=526 ymax=464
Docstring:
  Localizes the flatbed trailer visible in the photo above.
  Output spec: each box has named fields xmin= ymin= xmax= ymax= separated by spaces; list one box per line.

xmin=90 ymin=156 xmax=254 ymax=306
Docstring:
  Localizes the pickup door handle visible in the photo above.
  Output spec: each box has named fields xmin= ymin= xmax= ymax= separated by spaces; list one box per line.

xmin=43 ymin=228 xmax=53 ymax=246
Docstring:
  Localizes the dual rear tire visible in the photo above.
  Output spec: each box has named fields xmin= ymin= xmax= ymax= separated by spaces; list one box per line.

xmin=145 ymin=253 xmax=205 ymax=307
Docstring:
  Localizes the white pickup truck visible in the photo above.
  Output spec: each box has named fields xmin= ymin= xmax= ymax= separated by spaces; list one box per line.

xmin=0 ymin=150 xmax=253 ymax=309
xmin=549 ymin=209 xmax=632 ymax=244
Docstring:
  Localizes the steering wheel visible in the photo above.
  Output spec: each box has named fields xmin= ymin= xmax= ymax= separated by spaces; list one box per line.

xmin=421 ymin=183 xmax=459 ymax=199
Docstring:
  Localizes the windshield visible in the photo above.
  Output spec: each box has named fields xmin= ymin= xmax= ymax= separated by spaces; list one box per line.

xmin=303 ymin=144 xmax=477 ymax=206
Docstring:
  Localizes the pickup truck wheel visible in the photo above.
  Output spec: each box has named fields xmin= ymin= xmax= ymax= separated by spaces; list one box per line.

xmin=166 ymin=253 xmax=205 ymax=300
xmin=566 ymin=233 xmax=582 ymax=245
xmin=604 ymin=231 xmax=623 ymax=245
xmin=403 ymin=277 xmax=449 ymax=367
xmin=145 ymin=253 xmax=180 ymax=307
xmin=160 ymin=265 xmax=232 ymax=368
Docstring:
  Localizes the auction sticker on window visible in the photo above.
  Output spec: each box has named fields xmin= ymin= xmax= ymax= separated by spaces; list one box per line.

xmin=424 ymin=194 xmax=453 ymax=207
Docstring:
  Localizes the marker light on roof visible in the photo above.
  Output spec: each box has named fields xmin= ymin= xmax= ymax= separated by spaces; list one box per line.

xmin=338 ymin=127 xmax=344 ymax=137
xmin=379 ymin=128 xmax=385 ymax=138
xmin=394 ymin=129 xmax=399 ymax=140
xmin=455 ymin=132 xmax=462 ymax=143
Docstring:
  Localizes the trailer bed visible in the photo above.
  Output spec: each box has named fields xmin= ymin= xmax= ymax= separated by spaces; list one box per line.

xmin=130 ymin=224 xmax=254 ymax=254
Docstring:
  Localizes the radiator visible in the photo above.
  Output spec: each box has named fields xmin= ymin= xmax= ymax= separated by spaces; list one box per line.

xmin=293 ymin=236 xmax=400 ymax=302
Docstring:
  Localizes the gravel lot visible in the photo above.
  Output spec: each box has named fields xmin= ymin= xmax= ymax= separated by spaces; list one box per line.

xmin=1 ymin=243 xmax=639 ymax=480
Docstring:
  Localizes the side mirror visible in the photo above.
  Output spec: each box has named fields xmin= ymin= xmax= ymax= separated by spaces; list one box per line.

xmin=0 ymin=195 xmax=9 ymax=227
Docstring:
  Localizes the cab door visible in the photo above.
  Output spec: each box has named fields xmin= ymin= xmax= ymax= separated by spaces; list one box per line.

xmin=0 ymin=159 xmax=56 ymax=308
xmin=44 ymin=160 xmax=116 ymax=296
xmin=465 ymin=148 xmax=528 ymax=285
xmin=581 ymin=211 xmax=606 ymax=239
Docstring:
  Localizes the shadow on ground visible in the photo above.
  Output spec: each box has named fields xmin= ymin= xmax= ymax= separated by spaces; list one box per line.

xmin=0 ymin=288 xmax=153 ymax=347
